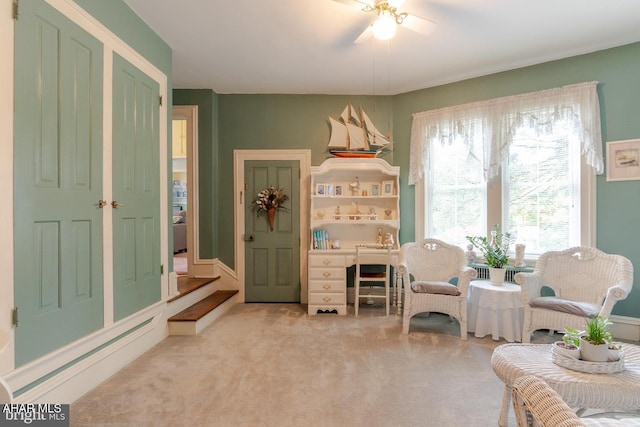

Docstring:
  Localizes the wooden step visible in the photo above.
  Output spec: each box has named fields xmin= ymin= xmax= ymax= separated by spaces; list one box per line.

xmin=168 ymin=276 xmax=220 ymax=303
xmin=168 ymin=290 xmax=238 ymax=336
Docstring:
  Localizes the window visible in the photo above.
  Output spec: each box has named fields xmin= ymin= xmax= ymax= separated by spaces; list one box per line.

xmin=426 ymin=121 xmax=485 ymax=247
xmin=410 ymin=82 xmax=602 ymax=256
xmin=503 ymin=122 xmax=581 ymax=254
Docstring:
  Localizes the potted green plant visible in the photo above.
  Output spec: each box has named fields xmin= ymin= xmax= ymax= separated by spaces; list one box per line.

xmin=580 ymin=316 xmax=613 ymax=362
xmin=466 ymin=224 xmax=512 ymax=285
xmin=552 ymin=326 xmax=582 ymax=359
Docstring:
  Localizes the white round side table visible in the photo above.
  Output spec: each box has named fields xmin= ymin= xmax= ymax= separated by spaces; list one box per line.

xmin=467 ymin=279 xmax=524 ymax=342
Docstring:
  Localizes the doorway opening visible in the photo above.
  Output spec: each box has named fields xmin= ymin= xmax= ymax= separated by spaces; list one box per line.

xmin=172 ymin=105 xmax=197 ymax=278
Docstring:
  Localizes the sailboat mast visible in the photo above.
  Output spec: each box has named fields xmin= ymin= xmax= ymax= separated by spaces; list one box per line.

xmin=359 ymin=106 xmax=370 ymax=150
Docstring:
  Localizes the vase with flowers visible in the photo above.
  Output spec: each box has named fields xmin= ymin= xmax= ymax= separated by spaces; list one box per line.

xmin=466 ymin=224 xmax=513 ymax=285
xmin=253 ymin=186 xmax=289 ymax=231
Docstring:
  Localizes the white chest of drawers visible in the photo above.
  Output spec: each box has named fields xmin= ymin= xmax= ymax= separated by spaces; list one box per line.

xmin=307 ymin=253 xmax=347 ymax=315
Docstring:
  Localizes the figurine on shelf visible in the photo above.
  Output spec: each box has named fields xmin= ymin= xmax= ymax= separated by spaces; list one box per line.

xmin=384 ymin=208 xmax=392 ymax=219
xmin=349 ymin=202 xmax=361 ymax=220
xmin=376 ymin=227 xmax=383 ymax=244
xmin=349 ymin=177 xmax=359 ymax=196
xmin=334 ymin=206 xmax=341 ymax=220
xmin=383 ymin=233 xmax=394 ymax=248
xmin=465 ymin=244 xmax=477 ymax=266
xmin=316 ymin=209 xmax=325 ymax=219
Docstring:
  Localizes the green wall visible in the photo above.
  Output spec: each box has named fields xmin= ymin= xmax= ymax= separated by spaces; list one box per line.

xmin=217 ymin=95 xmax=393 ymax=267
xmin=173 ymin=89 xmax=219 ymax=259
xmin=74 ymin=0 xmax=171 ymax=76
xmin=214 ymin=42 xmax=640 ymax=318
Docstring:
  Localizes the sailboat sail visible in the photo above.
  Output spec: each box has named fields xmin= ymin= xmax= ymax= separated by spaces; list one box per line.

xmin=341 ymin=103 xmax=361 ymax=127
xmin=345 ymin=123 xmax=367 ymax=150
xmin=361 ymin=108 xmax=392 ymax=147
xmin=327 ymin=103 xmax=393 ymax=158
xmin=328 ymin=117 xmax=349 ymax=149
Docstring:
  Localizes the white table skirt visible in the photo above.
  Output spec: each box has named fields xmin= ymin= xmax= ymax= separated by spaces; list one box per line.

xmin=467 ymin=280 xmax=524 ymax=342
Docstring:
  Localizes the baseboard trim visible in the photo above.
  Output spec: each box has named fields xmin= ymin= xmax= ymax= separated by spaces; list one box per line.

xmin=5 ymin=302 xmax=167 ymax=403
xmin=610 ymin=314 xmax=640 ymax=342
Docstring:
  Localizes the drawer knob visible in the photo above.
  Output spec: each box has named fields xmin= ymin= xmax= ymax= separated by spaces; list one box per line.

xmin=323 ymin=297 xmax=331 ymax=302
xmin=323 ymin=259 xmax=332 ymax=265
xmin=323 ymin=284 xmax=331 ymax=290
xmin=323 ymin=272 xmax=331 ymax=278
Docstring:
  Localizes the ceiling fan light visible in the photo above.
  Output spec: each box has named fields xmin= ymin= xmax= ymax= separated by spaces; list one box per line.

xmin=372 ymin=13 xmax=396 ymax=40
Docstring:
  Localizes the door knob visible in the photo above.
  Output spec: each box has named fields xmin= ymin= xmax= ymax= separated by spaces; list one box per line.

xmin=111 ymin=201 xmax=124 ymax=208
xmin=97 ymin=200 xmax=107 ymax=208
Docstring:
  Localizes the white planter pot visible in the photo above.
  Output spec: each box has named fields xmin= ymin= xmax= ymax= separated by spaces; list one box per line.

xmin=580 ymin=338 xmax=609 ymax=362
xmin=553 ymin=341 xmax=581 ymax=360
xmin=608 ymin=343 xmax=623 ymax=362
xmin=489 ymin=267 xmax=506 ymax=286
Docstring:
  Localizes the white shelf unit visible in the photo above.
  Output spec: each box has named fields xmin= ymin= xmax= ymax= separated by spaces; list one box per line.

xmin=309 ymin=158 xmax=400 ymax=250
xmin=308 ymin=158 xmax=400 ymax=315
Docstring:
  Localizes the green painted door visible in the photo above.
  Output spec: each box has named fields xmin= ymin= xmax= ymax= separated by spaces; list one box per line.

xmin=112 ymin=54 xmax=161 ymax=320
xmin=13 ymin=0 xmax=104 ymax=366
xmin=245 ymin=161 xmax=300 ymax=302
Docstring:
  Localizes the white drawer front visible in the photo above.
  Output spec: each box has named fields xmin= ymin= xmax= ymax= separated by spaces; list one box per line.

xmin=308 ymin=280 xmax=344 ymax=293
xmin=308 ymin=254 xmax=346 ymax=268
xmin=308 ymin=292 xmax=345 ymax=305
xmin=308 ymin=267 xmax=344 ymax=281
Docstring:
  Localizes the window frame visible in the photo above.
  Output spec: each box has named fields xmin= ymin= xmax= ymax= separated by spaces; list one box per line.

xmin=414 ymin=154 xmax=597 ymax=259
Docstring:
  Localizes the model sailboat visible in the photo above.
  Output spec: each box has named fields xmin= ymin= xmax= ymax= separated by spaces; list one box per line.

xmin=327 ymin=103 xmax=393 ymax=158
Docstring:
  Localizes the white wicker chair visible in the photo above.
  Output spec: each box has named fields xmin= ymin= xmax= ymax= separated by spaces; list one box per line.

xmin=398 ymin=239 xmax=477 ymax=339
xmin=513 ymin=375 xmax=640 ymax=427
xmin=515 ymin=247 xmax=633 ymax=344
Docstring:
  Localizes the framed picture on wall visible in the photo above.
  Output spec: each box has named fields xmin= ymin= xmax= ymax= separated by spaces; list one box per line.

xmin=382 ymin=180 xmax=394 ymax=196
xmin=606 ymin=139 xmax=640 ymax=181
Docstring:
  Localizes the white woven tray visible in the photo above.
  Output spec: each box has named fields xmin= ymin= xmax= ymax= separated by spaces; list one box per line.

xmin=551 ymin=347 xmax=625 ymax=374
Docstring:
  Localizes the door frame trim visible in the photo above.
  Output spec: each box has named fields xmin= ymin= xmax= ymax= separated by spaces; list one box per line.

xmin=0 ymin=0 xmax=15 ymax=373
xmin=172 ymin=105 xmax=213 ymax=277
xmin=234 ymin=150 xmax=311 ymax=304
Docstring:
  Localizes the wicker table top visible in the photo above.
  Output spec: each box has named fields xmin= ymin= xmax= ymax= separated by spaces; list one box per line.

xmin=491 ymin=343 xmax=640 ymax=426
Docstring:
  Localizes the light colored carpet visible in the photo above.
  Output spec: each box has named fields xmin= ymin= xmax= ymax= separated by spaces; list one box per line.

xmin=174 ymin=253 xmax=187 ymax=275
xmin=70 ymin=304 xmax=558 ymax=427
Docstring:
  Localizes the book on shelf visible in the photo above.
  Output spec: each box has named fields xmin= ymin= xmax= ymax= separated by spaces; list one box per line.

xmin=312 ymin=229 xmax=330 ymax=250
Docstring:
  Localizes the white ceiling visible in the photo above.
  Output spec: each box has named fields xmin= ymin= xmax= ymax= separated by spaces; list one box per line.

xmin=122 ymin=0 xmax=640 ymax=95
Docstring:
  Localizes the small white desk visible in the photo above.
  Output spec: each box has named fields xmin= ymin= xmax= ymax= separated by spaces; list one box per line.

xmin=467 ymin=280 xmax=524 ymax=342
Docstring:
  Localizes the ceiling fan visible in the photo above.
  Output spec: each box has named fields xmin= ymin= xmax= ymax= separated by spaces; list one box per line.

xmin=332 ymin=0 xmax=436 ymax=43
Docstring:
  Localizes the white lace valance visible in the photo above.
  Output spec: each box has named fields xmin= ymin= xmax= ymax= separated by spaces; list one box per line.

xmin=409 ymin=81 xmax=603 ymax=185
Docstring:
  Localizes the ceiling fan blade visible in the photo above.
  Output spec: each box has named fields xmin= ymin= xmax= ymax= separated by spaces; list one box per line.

xmin=354 ymin=24 xmax=374 ymax=44
xmin=330 ymin=0 xmax=373 ymax=10
xmin=401 ymin=14 xmax=436 ymax=36
xmin=387 ymin=0 xmax=406 ymax=7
